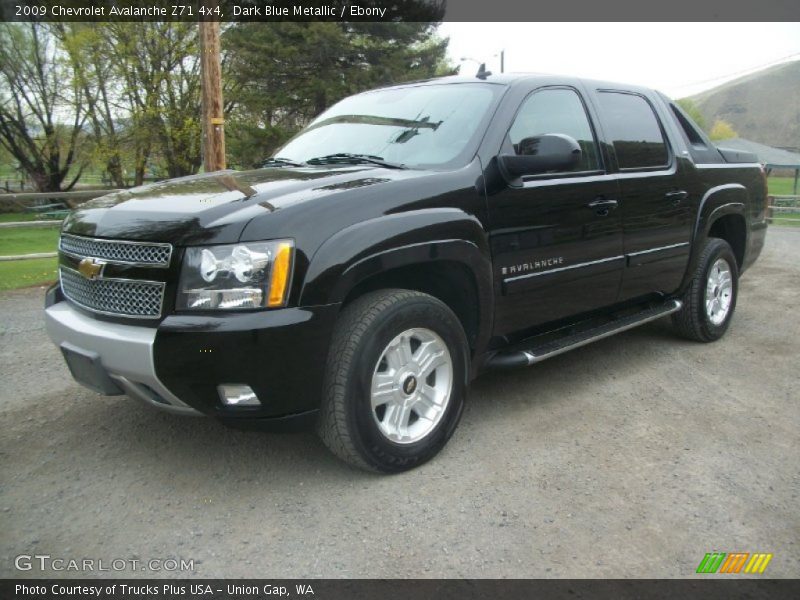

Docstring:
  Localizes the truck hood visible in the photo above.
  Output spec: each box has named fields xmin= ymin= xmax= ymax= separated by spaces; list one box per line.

xmin=61 ymin=166 xmax=424 ymax=245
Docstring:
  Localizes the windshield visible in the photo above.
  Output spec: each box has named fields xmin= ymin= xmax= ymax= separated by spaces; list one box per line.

xmin=275 ymin=83 xmax=500 ymax=169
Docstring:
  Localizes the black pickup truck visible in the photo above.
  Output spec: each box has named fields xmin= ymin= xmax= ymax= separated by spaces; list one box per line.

xmin=45 ymin=73 xmax=767 ymax=472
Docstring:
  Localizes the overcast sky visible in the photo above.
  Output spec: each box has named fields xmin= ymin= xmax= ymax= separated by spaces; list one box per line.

xmin=438 ymin=22 xmax=800 ymax=98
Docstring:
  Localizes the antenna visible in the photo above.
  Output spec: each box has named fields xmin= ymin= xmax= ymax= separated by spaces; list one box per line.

xmin=476 ymin=63 xmax=492 ymax=80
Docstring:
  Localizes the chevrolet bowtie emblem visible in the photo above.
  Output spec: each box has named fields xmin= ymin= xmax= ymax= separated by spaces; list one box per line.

xmin=78 ymin=257 xmax=106 ymax=280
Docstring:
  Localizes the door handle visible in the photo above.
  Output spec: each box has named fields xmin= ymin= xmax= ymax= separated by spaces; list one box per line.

xmin=587 ymin=198 xmax=618 ymax=216
xmin=665 ymin=190 xmax=688 ymax=205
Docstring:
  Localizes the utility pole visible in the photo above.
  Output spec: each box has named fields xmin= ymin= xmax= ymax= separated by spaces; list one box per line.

xmin=199 ymin=18 xmax=225 ymax=172
xmin=500 ymin=49 xmax=505 ymax=73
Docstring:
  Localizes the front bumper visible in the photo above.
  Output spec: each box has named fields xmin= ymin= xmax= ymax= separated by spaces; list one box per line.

xmin=45 ymin=297 xmax=340 ymax=426
xmin=45 ymin=301 xmax=202 ymax=415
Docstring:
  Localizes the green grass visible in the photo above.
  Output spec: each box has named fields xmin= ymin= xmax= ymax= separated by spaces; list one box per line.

xmin=767 ymin=176 xmax=800 ymax=227
xmin=0 ymin=213 xmax=46 ymax=223
xmin=0 ymin=227 xmax=59 ymax=290
xmin=0 ymin=227 xmax=60 ymax=257
xmin=0 ymin=257 xmax=57 ymax=291
xmin=768 ymin=175 xmax=799 ymax=196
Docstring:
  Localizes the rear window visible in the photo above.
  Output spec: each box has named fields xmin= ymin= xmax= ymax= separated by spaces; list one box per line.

xmin=597 ymin=91 xmax=670 ymax=170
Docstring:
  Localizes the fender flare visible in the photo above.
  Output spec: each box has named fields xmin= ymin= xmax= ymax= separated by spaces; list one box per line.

xmin=680 ymin=183 xmax=749 ymax=289
xmin=299 ymin=208 xmax=494 ymax=354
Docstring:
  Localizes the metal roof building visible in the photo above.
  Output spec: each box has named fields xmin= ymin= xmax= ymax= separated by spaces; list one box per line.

xmin=716 ymin=138 xmax=800 ymax=194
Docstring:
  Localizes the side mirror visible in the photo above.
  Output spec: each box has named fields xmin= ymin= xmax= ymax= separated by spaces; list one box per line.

xmin=499 ymin=133 xmax=582 ymax=182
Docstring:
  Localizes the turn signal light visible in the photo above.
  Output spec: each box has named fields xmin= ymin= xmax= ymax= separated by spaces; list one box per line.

xmin=267 ymin=242 xmax=293 ymax=307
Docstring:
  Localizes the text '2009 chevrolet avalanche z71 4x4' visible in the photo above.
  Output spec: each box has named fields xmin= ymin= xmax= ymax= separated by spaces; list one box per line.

xmin=45 ymin=73 xmax=767 ymax=472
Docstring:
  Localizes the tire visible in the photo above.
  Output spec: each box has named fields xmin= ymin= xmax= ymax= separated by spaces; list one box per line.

xmin=672 ymin=237 xmax=739 ymax=342
xmin=317 ymin=289 xmax=469 ymax=473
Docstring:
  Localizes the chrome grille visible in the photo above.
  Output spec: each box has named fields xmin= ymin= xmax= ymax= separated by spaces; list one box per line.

xmin=60 ymin=234 xmax=172 ymax=267
xmin=59 ymin=267 xmax=165 ymax=319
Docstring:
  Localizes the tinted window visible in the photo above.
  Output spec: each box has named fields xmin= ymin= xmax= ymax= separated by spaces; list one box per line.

xmin=508 ymin=88 xmax=601 ymax=173
xmin=597 ymin=92 xmax=669 ymax=169
xmin=276 ymin=83 xmax=500 ymax=169
xmin=670 ymin=104 xmax=705 ymax=147
xmin=669 ymin=102 xmax=724 ymax=164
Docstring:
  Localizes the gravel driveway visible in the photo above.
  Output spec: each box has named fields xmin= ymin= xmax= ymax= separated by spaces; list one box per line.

xmin=1 ymin=228 xmax=798 ymax=579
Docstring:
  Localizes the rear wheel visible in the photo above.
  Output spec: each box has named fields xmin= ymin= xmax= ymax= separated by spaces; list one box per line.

xmin=317 ymin=289 xmax=468 ymax=473
xmin=672 ymin=238 xmax=738 ymax=342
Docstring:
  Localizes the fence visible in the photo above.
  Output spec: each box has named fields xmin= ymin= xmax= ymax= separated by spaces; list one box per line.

xmin=0 ymin=189 xmax=119 ymax=261
xmin=2 ymin=190 xmax=798 ymax=264
xmin=767 ymin=195 xmax=800 ymax=226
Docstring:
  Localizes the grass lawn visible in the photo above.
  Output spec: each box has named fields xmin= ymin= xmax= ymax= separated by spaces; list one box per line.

xmin=768 ymin=175 xmax=799 ymax=196
xmin=0 ymin=227 xmax=60 ymax=256
xmin=0 ymin=257 xmax=57 ymax=291
xmin=768 ymin=176 xmax=800 ymax=227
xmin=0 ymin=213 xmax=49 ymax=223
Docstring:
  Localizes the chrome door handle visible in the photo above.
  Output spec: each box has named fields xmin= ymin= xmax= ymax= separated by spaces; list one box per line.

xmin=587 ymin=198 xmax=618 ymax=216
xmin=665 ymin=190 xmax=688 ymax=205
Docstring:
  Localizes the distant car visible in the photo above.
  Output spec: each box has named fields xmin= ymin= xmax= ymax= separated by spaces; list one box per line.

xmin=45 ymin=73 xmax=768 ymax=472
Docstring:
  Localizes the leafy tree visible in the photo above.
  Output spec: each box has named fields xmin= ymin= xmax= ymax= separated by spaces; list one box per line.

xmin=0 ymin=23 xmax=89 ymax=192
xmin=56 ymin=23 xmax=127 ymax=188
xmin=223 ymin=22 xmax=454 ymax=168
xmin=104 ymin=22 xmax=201 ymax=183
xmin=709 ymin=119 xmax=738 ymax=141
xmin=676 ymin=98 xmax=707 ymax=132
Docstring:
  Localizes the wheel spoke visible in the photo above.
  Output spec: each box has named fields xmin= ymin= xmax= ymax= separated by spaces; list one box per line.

xmin=387 ymin=403 xmax=412 ymax=438
xmin=371 ymin=372 xmax=396 ymax=407
xmin=413 ymin=386 xmax=441 ymax=420
xmin=415 ymin=340 xmax=445 ymax=378
xmin=383 ymin=344 xmax=405 ymax=371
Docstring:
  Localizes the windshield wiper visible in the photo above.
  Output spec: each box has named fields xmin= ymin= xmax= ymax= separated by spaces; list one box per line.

xmin=305 ymin=153 xmax=406 ymax=170
xmin=261 ymin=156 xmax=306 ymax=168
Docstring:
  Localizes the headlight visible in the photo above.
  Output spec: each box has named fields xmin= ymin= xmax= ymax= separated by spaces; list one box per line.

xmin=177 ymin=240 xmax=294 ymax=310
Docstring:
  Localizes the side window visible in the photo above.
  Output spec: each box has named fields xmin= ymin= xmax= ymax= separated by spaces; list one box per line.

xmin=508 ymin=88 xmax=601 ymax=173
xmin=597 ymin=91 xmax=669 ymax=169
xmin=669 ymin=102 xmax=724 ymax=164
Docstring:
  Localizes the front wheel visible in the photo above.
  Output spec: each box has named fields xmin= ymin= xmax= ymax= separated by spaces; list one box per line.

xmin=672 ymin=238 xmax=739 ymax=342
xmin=317 ymin=289 xmax=469 ymax=473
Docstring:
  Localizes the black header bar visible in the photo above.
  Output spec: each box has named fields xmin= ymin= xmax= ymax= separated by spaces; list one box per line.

xmin=0 ymin=0 xmax=797 ymax=22
xmin=3 ymin=579 xmax=800 ymax=600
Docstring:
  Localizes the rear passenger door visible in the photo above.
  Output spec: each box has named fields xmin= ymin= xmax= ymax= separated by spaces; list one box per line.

xmin=594 ymin=90 xmax=693 ymax=301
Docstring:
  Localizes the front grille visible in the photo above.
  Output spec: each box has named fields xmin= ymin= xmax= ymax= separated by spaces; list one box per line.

xmin=60 ymin=234 xmax=172 ymax=267
xmin=59 ymin=267 xmax=165 ymax=318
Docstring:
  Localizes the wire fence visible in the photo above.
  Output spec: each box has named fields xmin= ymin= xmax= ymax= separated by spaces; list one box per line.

xmin=0 ymin=189 xmax=118 ymax=262
xmin=2 ymin=191 xmax=798 ymax=264
xmin=767 ymin=195 xmax=800 ymax=226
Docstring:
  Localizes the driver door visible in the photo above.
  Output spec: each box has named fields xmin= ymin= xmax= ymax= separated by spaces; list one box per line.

xmin=488 ymin=86 xmax=624 ymax=338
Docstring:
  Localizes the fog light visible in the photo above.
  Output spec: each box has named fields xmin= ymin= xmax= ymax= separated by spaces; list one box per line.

xmin=218 ymin=384 xmax=260 ymax=406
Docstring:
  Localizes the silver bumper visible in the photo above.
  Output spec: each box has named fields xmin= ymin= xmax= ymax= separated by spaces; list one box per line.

xmin=45 ymin=301 xmax=202 ymax=416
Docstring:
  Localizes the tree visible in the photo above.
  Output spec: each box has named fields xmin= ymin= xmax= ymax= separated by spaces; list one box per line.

xmin=223 ymin=22 xmax=453 ymax=168
xmin=56 ymin=23 xmax=126 ymax=188
xmin=675 ymin=98 xmax=707 ymax=132
xmin=709 ymin=119 xmax=738 ymax=141
xmin=0 ymin=23 xmax=89 ymax=192
xmin=105 ymin=22 xmax=201 ymax=183
xmin=55 ymin=22 xmax=202 ymax=187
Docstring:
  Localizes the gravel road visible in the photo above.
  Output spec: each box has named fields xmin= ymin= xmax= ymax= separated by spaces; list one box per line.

xmin=1 ymin=228 xmax=798 ymax=579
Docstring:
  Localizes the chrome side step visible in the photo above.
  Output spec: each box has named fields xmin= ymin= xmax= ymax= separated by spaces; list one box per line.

xmin=487 ymin=299 xmax=683 ymax=369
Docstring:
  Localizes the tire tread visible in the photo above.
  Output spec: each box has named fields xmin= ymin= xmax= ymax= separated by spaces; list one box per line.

xmin=317 ymin=289 xmax=440 ymax=472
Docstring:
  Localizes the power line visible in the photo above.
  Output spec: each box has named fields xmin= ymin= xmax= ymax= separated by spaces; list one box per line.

xmin=673 ymin=52 xmax=800 ymax=90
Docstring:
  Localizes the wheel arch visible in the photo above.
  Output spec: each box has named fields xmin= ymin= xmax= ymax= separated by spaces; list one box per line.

xmin=680 ymin=184 xmax=749 ymax=290
xmin=300 ymin=209 xmax=494 ymax=368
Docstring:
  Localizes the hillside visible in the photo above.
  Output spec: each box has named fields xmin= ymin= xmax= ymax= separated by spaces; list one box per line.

xmin=687 ymin=60 xmax=800 ymax=151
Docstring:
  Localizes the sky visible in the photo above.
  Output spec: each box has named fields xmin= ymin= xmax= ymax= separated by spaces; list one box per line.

xmin=438 ymin=22 xmax=800 ymax=99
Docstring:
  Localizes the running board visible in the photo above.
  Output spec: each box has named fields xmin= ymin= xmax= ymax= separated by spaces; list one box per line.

xmin=486 ymin=299 xmax=683 ymax=369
